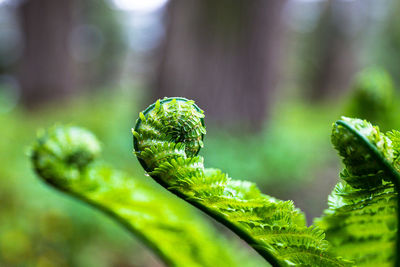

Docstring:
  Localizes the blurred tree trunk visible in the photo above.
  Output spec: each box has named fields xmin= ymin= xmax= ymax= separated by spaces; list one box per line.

xmin=305 ymin=0 xmax=358 ymax=100
xmin=155 ymin=0 xmax=287 ymax=131
xmin=18 ymin=0 xmax=77 ymax=107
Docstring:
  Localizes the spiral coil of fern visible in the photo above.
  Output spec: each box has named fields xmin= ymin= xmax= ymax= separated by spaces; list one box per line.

xmin=31 ymin=125 xmax=243 ymax=267
xmin=133 ymin=97 xmax=350 ymax=267
xmin=317 ymin=117 xmax=400 ymax=267
xmin=32 ymin=126 xmax=101 ymax=187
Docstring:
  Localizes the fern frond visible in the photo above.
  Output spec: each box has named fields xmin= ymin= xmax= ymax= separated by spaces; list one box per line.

xmin=387 ymin=130 xmax=400 ymax=152
xmin=133 ymin=97 xmax=351 ymax=267
xmin=31 ymin=125 xmax=251 ymax=267
xmin=315 ymin=117 xmax=400 ymax=266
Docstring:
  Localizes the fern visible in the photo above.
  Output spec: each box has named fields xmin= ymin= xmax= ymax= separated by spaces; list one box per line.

xmin=31 ymin=98 xmax=400 ymax=266
xmin=316 ymin=117 xmax=400 ymax=267
xmin=30 ymin=125 xmax=252 ymax=267
xmin=133 ymin=97 xmax=351 ymax=266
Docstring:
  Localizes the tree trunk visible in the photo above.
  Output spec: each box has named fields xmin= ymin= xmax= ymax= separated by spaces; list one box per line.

xmin=18 ymin=0 xmax=77 ymax=107
xmin=155 ymin=0 xmax=287 ymax=130
xmin=303 ymin=0 xmax=358 ymax=100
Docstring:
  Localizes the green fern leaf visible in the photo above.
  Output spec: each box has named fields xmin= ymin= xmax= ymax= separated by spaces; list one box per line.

xmin=31 ymin=125 xmax=253 ymax=267
xmin=315 ymin=117 xmax=400 ymax=267
xmin=133 ymin=97 xmax=351 ymax=267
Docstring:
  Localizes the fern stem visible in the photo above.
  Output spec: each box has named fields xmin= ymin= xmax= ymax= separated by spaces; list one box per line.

xmin=55 ymin=187 xmax=175 ymax=267
xmin=156 ymin=178 xmax=283 ymax=267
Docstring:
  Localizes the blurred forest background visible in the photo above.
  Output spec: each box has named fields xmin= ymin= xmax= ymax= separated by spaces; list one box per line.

xmin=1 ymin=0 xmax=400 ymax=266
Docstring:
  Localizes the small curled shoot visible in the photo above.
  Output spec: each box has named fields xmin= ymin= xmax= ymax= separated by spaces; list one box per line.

xmin=133 ymin=97 xmax=205 ymax=174
xmin=31 ymin=126 xmax=101 ymax=187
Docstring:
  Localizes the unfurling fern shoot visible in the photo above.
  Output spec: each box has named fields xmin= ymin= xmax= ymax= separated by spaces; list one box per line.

xmin=133 ymin=97 xmax=351 ymax=267
xmin=31 ymin=125 xmax=248 ymax=267
xmin=316 ymin=117 xmax=400 ymax=267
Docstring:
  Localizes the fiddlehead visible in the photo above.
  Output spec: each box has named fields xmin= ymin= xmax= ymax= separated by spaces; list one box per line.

xmin=31 ymin=125 xmax=248 ymax=267
xmin=316 ymin=117 xmax=400 ymax=266
xmin=32 ymin=126 xmax=102 ymax=187
xmin=133 ymin=97 xmax=351 ymax=267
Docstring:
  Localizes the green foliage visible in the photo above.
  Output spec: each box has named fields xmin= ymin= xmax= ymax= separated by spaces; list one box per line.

xmin=23 ymin=95 xmax=400 ymax=266
xmin=203 ymin=101 xmax=339 ymax=187
xmin=345 ymin=67 xmax=395 ymax=129
xmin=133 ymin=97 xmax=351 ymax=266
xmin=316 ymin=117 xmax=400 ymax=267
xmin=31 ymin=125 xmax=254 ymax=267
xmin=0 ymin=91 xmax=273 ymax=266
xmin=0 ymin=91 xmax=152 ymax=266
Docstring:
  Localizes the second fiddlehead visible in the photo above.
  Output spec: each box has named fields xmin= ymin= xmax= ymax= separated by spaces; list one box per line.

xmin=133 ymin=97 xmax=350 ymax=266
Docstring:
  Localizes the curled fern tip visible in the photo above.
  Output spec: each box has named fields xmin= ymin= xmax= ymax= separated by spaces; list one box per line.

xmin=31 ymin=125 xmax=101 ymax=185
xmin=133 ymin=97 xmax=206 ymax=173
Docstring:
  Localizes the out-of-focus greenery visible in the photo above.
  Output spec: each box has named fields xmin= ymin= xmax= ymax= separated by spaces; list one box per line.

xmin=371 ymin=1 xmax=400 ymax=87
xmin=344 ymin=67 xmax=396 ymax=131
xmin=0 ymin=88 xmax=158 ymax=267
xmin=203 ymin=100 xmax=343 ymax=187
